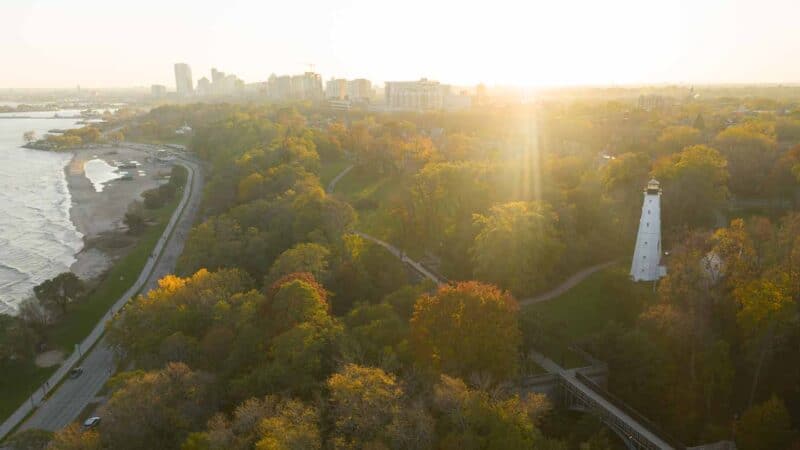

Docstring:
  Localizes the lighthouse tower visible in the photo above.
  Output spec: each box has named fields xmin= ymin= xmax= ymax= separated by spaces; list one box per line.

xmin=630 ymin=179 xmax=666 ymax=281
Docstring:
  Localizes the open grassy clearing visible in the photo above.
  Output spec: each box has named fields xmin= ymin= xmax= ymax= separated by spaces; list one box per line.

xmin=522 ymin=262 xmax=655 ymax=368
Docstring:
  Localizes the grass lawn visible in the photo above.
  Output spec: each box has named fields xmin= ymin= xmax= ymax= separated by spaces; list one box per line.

xmin=47 ymin=192 xmax=181 ymax=349
xmin=0 ymin=174 xmax=185 ymax=422
xmin=332 ymin=166 xmax=398 ymax=202
xmin=331 ymin=167 xmax=407 ymax=239
xmin=522 ymin=263 xmax=655 ymax=368
xmin=0 ymin=361 xmax=55 ymax=423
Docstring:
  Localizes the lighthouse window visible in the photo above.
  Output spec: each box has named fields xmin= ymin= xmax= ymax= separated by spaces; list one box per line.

xmin=643 ymin=255 xmax=646 ymax=259
xmin=647 ymin=210 xmax=651 ymax=215
xmin=646 ymin=222 xmax=649 ymax=227
xmin=644 ymin=241 xmax=648 ymax=245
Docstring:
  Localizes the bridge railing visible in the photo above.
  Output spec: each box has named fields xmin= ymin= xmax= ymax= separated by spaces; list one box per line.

xmin=574 ymin=372 xmax=685 ymax=450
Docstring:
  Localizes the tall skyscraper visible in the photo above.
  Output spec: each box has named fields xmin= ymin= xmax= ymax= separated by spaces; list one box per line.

xmin=630 ymin=179 xmax=666 ymax=281
xmin=174 ymin=63 xmax=194 ymax=97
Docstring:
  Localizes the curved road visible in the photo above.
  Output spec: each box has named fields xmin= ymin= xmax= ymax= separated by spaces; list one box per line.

xmin=0 ymin=150 xmax=204 ymax=438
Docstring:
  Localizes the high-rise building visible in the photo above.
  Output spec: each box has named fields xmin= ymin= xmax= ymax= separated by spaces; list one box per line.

xmin=385 ymin=78 xmax=449 ymax=111
xmin=268 ymin=75 xmax=293 ymax=100
xmin=326 ymin=78 xmax=348 ymax=99
xmin=267 ymin=72 xmax=323 ymax=101
xmin=630 ymin=179 xmax=666 ymax=281
xmin=302 ymin=72 xmax=323 ymax=100
xmin=211 ymin=68 xmax=225 ymax=85
xmin=196 ymin=77 xmax=211 ymax=96
xmin=174 ymin=63 xmax=194 ymax=97
xmin=347 ymin=78 xmax=372 ymax=102
xmin=151 ymin=84 xmax=167 ymax=98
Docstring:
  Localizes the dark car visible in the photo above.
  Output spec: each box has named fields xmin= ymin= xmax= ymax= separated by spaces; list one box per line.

xmin=69 ymin=367 xmax=84 ymax=378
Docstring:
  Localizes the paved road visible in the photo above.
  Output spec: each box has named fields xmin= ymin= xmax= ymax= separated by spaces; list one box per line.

xmin=0 ymin=152 xmax=204 ymax=437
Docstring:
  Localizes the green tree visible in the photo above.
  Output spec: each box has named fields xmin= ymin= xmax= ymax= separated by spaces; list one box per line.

xmin=656 ymin=125 xmax=703 ymax=155
xmin=183 ymin=396 xmax=321 ymax=450
xmin=652 ymin=145 xmax=729 ymax=228
xmin=715 ymin=125 xmax=776 ymax=196
xmin=733 ymin=275 xmax=798 ymax=406
xmin=693 ymin=113 xmax=705 ymax=131
xmin=100 ymin=363 xmax=216 ymax=450
xmin=342 ymin=302 xmax=408 ymax=370
xmin=123 ymin=201 xmax=146 ymax=234
xmin=47 ymin=424 xmax=100 ymax=450
xmin=265 ymin=243 xmax=331 ymax=286
xmin=432 ymin=375 xmax=550 ymax=450
xmin=410 ymin=281 xmax=521 ymax=381
xmin=255 ymin=398 xmax=321 ymax=450
xmin=471 ymin=201 xmax=563 ymax=295
xmin=326 ymin=364 xmax=406 ymax=449
xmin=4 ymin=428 xmax=53 ymax=450
xmin=33 ymin=272 xmax=83 ymax=316
xmin=736 ymin=396 xmax=796 ymax=450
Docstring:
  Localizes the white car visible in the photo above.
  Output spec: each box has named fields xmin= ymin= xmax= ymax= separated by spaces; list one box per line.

xmin=83 ymin=416 xmax=101 ymax=428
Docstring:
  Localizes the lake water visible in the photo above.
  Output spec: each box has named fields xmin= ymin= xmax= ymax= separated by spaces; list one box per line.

xmin=84 ymin=159 xmax=123 ymax=192
xmin=0 ymin=111 xmax=85 ymax=314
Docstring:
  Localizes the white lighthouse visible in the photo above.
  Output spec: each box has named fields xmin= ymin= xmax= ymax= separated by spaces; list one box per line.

xmin=630 ymin=179 xmax=666 ymax=281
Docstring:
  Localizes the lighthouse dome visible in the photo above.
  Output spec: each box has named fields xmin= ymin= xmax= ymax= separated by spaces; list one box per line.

xmin=646 ymin=178 xmax=661 ymax=194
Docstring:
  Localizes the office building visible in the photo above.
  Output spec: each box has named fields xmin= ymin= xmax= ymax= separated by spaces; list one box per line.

xmin=385 ymin=78 xmax=449 ymax=111
xmin=174 ymin=63 xmax=194 ymax=96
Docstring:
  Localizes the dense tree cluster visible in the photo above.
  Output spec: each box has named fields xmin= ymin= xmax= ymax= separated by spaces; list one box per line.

xmin=40 ymin=104 xmax=626 ymax=450
xmin=19 ymin=96 xmax=800 ymax=449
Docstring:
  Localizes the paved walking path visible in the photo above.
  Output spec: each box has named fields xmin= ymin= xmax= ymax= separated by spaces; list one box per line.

xmin=314 ymin=163 xmax=674 ymax=448
xmin=0 ymin=154 xmax=203 ymax=439
xmin=326 ymin=164 xmax=354 ymax=194
xmin=352 ymin=231 xmax=444 ymax=285
xmin=519 ymin=261 xmax=617 ymax=306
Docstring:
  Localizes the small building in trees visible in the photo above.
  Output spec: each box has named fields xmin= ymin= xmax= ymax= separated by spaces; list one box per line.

xmin=630 ymin=179 xmax=667 ymax=281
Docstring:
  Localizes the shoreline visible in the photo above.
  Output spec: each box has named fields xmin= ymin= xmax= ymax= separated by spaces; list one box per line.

xmin=65 ymin=144 xmax=170 ymax=282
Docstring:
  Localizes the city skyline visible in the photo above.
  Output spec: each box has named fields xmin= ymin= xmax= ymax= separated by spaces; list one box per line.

xmin=5 ymin=0 xmax=800 ymax=88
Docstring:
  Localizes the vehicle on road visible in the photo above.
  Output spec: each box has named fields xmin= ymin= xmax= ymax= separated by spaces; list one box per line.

xmin=68 ymin=367 xmax=83 ymax=379
xmin=83 ymin=417 xmax=101 ymax=429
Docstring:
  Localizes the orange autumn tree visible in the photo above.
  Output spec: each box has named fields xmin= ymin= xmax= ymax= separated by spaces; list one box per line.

xmin=410 ymin=281 xmax=521 ymax=381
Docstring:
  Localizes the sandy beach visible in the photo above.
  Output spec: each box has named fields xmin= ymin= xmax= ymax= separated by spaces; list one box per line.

xmin=66 ymin=144 xmax=171 ymax=280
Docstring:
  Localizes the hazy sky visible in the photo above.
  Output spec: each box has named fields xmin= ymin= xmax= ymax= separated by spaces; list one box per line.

xmin=3 ymin=0 xmax=800 ymax=88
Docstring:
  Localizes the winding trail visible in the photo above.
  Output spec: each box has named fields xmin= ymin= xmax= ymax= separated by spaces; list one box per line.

xmin=327 ymin=163 xmax=673 ymax=448
xmin=326 ymin=164 xmax=354 ymax=194
xmin=0 ymin=149 xmax=204 ymax=439
xmin=519 ymin=261 xmax=618 ymax=306
xmin=352 ymin=231 xmax=444 ymax=285
xmin=326 ymin=163 xmax=617 ymax=305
